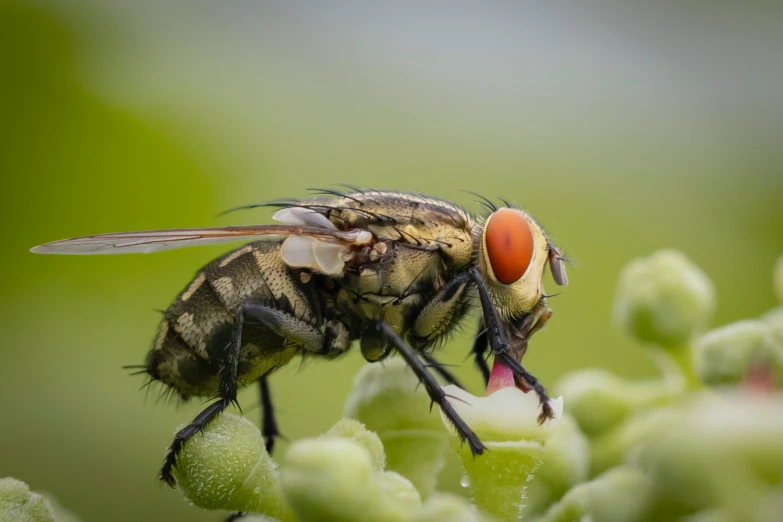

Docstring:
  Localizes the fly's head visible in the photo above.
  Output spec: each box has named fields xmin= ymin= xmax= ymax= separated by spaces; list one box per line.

xmin=474 ymin=207 xmax=568 ymax=321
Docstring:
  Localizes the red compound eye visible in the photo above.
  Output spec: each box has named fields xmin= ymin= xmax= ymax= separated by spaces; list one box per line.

xmin=485 ymin=208 xmax=534 ymax=284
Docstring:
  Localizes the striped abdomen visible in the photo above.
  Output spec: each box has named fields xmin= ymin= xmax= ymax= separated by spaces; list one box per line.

xmin=145 ymin=240 xmax=317 ymax=399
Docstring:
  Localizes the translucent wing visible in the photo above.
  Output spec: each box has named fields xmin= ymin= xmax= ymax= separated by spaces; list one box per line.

xmin=30 ymin=225 xmax=372 ymax=255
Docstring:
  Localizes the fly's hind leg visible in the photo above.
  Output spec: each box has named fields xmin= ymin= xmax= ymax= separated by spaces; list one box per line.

xmin=160 ymin=305 xmax=248 ymax=487
xmin=375 ymin=321 xmax=486 ymax=456
xmin=160 ymin=302 xmax=331 ymax=487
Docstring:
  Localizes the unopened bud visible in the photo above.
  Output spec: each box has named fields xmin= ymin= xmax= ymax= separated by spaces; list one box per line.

xmin=280 ymin=438 xmax=420 ymax=522
xmin=344 ymin=360 xmax=448 ymax=499
xmin=613 ymin=250 xmax=715 ymax=348
xmin=762 ymin=307 xmax=783 ymax=346
xmin=556 ymin=369 xmax=676 ymax=437
xmin=694 ymin=320 xmax=783 ymax=387
xmin=414 ymin=493 xmax=483 ymax=522
xmin=535 ymin=467 xmax=652 ymax=522
xmin=171 ymin=413 xmax=293 ymax=520
xmin=321 ymin=419 xmax=386 ymax=471
xmin=0 ymin=478 xmax=55 ymax=522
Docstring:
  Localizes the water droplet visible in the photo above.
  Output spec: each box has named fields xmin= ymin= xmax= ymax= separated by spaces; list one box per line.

xmin=460 ymin=474 xmax=471 ymax=488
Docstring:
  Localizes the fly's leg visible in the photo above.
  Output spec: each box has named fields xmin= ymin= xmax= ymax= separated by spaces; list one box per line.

xmin=159 ymin=305 xmax=248 ymax=487
xmin=160 ymin=302 xmax=329 ymax=486
xmin=471 ymin=322 xmax=491 ymax=386
xmin=420 ymin=351 xmax=465 ymax=390
xmin=259 ymin=374 xmax=280 ymax=454
xmin=375 ymin=321 xmax=486 ymax=456
xmin=407 ymin=272 xmax=472 ymax=390
xmin=468 ymin=267 xmax=555 ymax=423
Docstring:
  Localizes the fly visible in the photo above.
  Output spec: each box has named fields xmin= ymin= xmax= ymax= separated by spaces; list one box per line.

xmin=30 ymin=188 xmax=569 ymax=487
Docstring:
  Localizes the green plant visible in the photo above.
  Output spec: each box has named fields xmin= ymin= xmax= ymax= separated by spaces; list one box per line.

xmin=168 ymin=251 xmax=783 ymax=522
xmin=5 ymin=252 xmax=781 ymax=522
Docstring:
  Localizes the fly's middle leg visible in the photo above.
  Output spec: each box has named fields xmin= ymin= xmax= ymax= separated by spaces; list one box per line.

xmin=375 ymin=320 xmax=486 ymax=456
xmin=259 ymin=374 xmax=280 ymax=454
xmin=420 ymin=351 xmax=465 ymax=389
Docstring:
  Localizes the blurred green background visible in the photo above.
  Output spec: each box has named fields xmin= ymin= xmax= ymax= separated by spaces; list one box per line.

xmin=2 ymin=1 xmax=782 ymax=520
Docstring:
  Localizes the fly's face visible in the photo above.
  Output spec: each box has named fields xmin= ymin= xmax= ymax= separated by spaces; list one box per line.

xmin=475 ymin=208 xmax=568 ymax=320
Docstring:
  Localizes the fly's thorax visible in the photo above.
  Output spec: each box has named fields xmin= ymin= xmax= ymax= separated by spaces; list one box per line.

xmin=473 ymin=208 xmax=550 ymax=319
xmin=346 ymin=242 xmax=442 ymax=295
xmin=327 ymin=191 xmax=475 ymax=269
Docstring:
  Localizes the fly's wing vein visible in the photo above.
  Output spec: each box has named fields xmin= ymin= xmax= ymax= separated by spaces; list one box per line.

xmin=31 ymin=225 xmax=372 ymax=255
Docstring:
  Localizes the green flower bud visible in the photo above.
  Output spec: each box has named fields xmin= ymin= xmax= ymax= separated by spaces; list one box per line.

xmin=376 ymin=471 xmax=422 ymax=516
xmin=321 ymin=418 xmax=386 ymax=471
xmin=534 ymin=467 xmax=652 ymax=522
xmin=344 ymin=360 xmax=449 ymax=499
xmin=523 ymin=415 xmax=590 ymax=517
xmin=280 ymin=437 xmax=421 ymax=522
xmin=440 ymin=384 xmax=564 ymax=522
xmin=613 ymin=250 xmax=715 ymax=348
xmin=775 ymin=255 xmax=783 ymax=303
xmin=761 ymin=307 xmax=783 ymax=345
xmin=637 ymin=391 xmax=783 ymax=518
xmin=590 ymin=405 xmax=681 ymax=476
xmin=556 ymin=369 xmax=676 ymax=437
xmin=0 ymin=478 xmax=54 ymax=522
xmin=690 ymin=391 xmax=783 ymax=487
xmin=414 ymin=493 xmax=484 ymax=522
xmin=171 ymin=413 xmax=294 ymax=521
xmin=694 ymin=320 xmax=783 ymax=387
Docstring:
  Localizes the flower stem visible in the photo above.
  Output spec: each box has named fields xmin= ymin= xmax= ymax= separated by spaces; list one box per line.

xmin=650 ymin=344 xmax=701 ymax=391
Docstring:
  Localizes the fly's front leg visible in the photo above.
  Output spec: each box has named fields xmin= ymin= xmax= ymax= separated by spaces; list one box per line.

xmin=375 ymin=321 xmax=486 ymax=456
xmin=408 ymin=271 xmax=472 ymax=389
xmin=468 ymin=268 xmax=555 ymax=423
xmin=471 ymin=321 xmax=490 ymax=386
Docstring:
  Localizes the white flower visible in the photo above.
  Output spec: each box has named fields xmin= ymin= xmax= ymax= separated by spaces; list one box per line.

xmin=441 ymin=385 xmax=563 ymax=444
